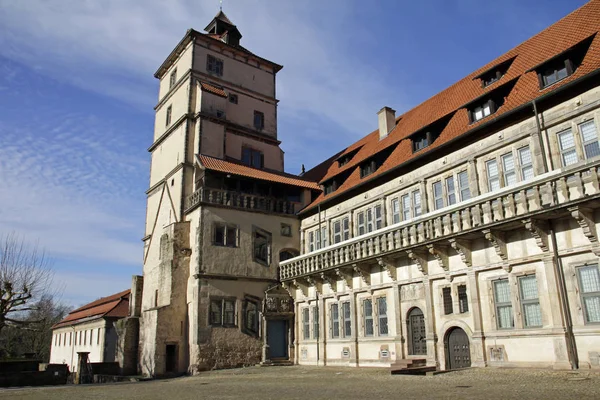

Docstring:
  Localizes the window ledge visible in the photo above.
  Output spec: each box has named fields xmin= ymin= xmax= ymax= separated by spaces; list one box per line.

xmin=539 ymin=75 xmax=571 ymax=91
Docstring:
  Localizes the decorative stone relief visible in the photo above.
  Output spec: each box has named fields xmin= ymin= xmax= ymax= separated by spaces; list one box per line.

xmin=482 ymin=229 xmax=508 ymax=261
xmin=522 ymin=218 xmax=549 ymax=252
xmin=449 ymin=238 xmax=472 ymax=267
xmin=353 ymin=264 xmax=371 ymax=285
xmin=426 ymin=244 xmax=449 ymax=271
xmin=376 ymin=257 xmax=397 ymax=281
xmin=335 ymin=268 xmax=353 ymax=289
xmin=400 ymin=283 xmax=424 ymax=301
xmin=407 ymin=249 xmax=428 ymax=274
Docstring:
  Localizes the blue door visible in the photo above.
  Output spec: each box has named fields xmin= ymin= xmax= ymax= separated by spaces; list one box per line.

xmin=267 ymin=320 xmax=288 ymax=359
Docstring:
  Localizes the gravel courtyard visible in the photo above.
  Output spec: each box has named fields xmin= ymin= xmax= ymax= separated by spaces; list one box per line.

xmin=2 ymin=366 xmax=600 ymax=400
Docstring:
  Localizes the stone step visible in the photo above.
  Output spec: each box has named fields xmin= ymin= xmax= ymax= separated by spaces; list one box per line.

xmin=390 ymin=358 xmax=427 ymax=369
xmin=390 ymin=366 xmax=437 ymax=376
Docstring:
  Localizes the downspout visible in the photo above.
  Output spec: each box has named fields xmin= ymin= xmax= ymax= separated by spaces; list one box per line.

xmin=549 ymin=220 xmax=579 ymax=369
xmin=533 ymin=99 xmax=578 ymax=368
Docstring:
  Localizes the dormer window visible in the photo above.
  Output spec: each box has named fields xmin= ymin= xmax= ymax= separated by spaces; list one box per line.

xmin=531 ymin=33 xmax=595 ymax=90
xmin=412 ymin=131 xmax=438 ymax=152
xmin=470 ymin=99 xmax=496 ymax=122
xmin=336 ymin=146 xmax=362 ymax=168
xmin=360 ymin=160 xmax=377 ymax=178
xmin=475 ymin=56 xmax=516 ymax=88
xmin=323 ymin=180 xmax=338 ymax=195
xmin=358 ymin=145 xmax=396 ymax=179
xmin=539 ymin=59 xmax=572 ymax=88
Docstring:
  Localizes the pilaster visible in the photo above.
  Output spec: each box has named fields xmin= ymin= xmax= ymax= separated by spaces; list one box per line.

xmin=467 ymin=270 xmax=486 ymax=367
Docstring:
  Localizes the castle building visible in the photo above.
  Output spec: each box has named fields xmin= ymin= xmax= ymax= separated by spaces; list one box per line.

xmin=280 ymin=1 xmax=600 ymax=371
xmin=140 ymin=11 xmax=319 ymax=375
xmin=140 ymin=1 xmax=600 ymax=375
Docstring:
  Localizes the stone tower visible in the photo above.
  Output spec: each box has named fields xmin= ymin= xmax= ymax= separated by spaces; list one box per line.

xmin=139 ymin=11 xmax=318 ymax=376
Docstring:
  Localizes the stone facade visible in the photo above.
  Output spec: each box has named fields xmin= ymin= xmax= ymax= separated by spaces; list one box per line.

xmin=139 ymin=11 xmax=313 ymax=376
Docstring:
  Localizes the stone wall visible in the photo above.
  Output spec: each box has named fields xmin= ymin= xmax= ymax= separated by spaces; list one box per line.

xmin=115 ymin=317 xmax=139 ymax=375
xmin=196 ymin=328 xmax=262 ymax=371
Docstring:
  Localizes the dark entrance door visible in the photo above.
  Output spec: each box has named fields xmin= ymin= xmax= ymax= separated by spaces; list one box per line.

xmin=267 ymin=319 xmax=288 ymax=359
xmin=165 ymin=344 xmax=177 ymax=373
xmin=407 ymin=308 xmax=426 ymax=355
xmin=446 ymin=328 xmax=471 ymax=369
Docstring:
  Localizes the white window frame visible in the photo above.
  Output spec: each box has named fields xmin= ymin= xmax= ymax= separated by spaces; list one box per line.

xmin=493 ymin=279 xmax=514 ymax=329
xmin=518 ymin=275 xmax=542 ymax=328
xmin=457 ymin=170 xmax=471 ymax=201
xmin=577 ymin=264 xmax=600 ymax=324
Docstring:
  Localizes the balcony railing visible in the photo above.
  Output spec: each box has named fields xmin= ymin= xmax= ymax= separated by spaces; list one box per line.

xmin=280 ymin=161 xmax=600 ymax=281
xmin=185 ymin=187 xmax=297 ymax=215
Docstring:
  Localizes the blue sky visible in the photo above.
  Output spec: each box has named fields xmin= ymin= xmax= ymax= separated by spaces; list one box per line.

xmin=0 ymin=0 xmax=586 ymax=306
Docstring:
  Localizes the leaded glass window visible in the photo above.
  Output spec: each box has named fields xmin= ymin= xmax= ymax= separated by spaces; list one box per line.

xmin=519 ymin=275 xmax=542 ymax=327
xmin=494 ymin=279 xmax=514 ymax=329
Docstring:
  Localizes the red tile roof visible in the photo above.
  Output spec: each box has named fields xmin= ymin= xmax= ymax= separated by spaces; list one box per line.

xmin=197 ymin=154 xmax=321 ymax=190
xmin=302 ymin=0 xmax=600 ymax=214
xmin=200 ymin=81 xmax=227 ymax=98
xmin=53 ymin=289 xmax=130 ymax=329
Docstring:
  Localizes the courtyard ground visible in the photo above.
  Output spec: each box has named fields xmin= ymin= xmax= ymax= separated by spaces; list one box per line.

xmin=1 ymin=366 xmax=599 ymax=400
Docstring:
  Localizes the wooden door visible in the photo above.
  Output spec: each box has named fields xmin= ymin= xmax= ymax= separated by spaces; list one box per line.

xmin=267 ymin=319 xmax=288 ymax=359
xmin=408 ymin=308 xmax=426 ymax=355
xmin=447 ymin=328 xmax=471 ymax=369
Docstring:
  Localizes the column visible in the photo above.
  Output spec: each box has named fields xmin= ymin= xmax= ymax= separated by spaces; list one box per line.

xmin=392 ymin=283 xmax=405 ymax=360
xmin=467 ymin=158 xmax=480 ymax=197
xmin=467 ymin=270 xmax=486 ymax=367
xmin=422 ymin=277 xmax=438 ymax=367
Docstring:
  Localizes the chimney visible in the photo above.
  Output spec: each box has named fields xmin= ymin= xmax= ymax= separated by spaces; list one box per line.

xmin=377 ymin=106 xmax=396 ymax=140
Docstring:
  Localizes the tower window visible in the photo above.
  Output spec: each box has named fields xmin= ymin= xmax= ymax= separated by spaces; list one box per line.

xmin=169 ymin=68 xmax=177 ymax=89
xmin=241 ymin=146 xmax=264 ymax=169
xmin=165 ymin=105 xmax=172 ymax=127
xmin=207 ymin=54 xmax=224 ymax=76
xmin=254 ymin=111 xmax=265 ymax=130
xmin=229 ymin=93 xmax=238 ymax=104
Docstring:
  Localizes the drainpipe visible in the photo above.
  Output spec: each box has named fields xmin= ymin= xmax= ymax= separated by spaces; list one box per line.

xmin=532 ymin=100 xmax=552 ymax=172
xmin=548 ymin=220 xmax=579 ymax=369
xmin=533 ymin=99 xmax=577 ymax=368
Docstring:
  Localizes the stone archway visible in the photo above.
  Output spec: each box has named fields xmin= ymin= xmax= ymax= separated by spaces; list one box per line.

xmin=445 ymin=327 xmax=471 ymax=370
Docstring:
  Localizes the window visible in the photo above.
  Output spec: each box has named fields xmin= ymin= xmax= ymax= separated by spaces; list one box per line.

xmin=486 ymin=159 xmax=500 ymax=192
xmin=457 ymin=171 xmax=471 ymax=201
xmin=458 ymin=285 xmax=469 ymax=313
xmin=493 ymin=279 xmax=514 ymax=329
xmin=229 ymin=93 xmax=238 ymax=104
xmin=518 ymin=147 xmax=534 ymax=181
xmin=391 ymin=198 xmax=400 ymax=224
xmin=433 ymin=181 xmax=443 ymax=210
xmin=400 ymin=194 xmax=410 ymax=221
xmin=446 ymin=176 xmax=457 ymax=206
xmin=213 ymin=223 xmax=238 ymax=247
xmin=323 ymin=179 xmax=338 ymax=195
xmin=243 ymin=299 xmax=259 ymax=336
xmin=360 ymin=160 xmax=376 ymax=178
xmin=210 ymin=298 xmax=236 ymax=327
xmin=519 ymin=275 xmax=542 ymax=327
xmin=207 ymin=54 xmax=224 ymax=76
xmin=477 ymin=57 xmax=515 ymax=87
xmin=540 ymin=60 xmax=572 ymax=88
xmin=412 ymin=131 xmax=441 ymax=152
xmin=580 ymin=120 xmax=600 ymax=160
xmin=253 ymin=227 xmax=271 ymax=265
xmin=413 ymin=191 xmax=422 ymax=217
xmin=165 ymin=105 xmax=172 ymax=127
xmin=482 ymin=70 xmax=503 ymax=87
xmin=241 ymin=147 xmax=264 ymax=169
xmin=363 ymin=299 xmax=374 ymax=337
xmin=308 ymin=231 xmax=315 ymax=252
xmin=254 ymin=111 xmax=265 ymax=130
xmin=342 ymin=302 xmax=352 ymax=338
xmin=377 ymin=297 xmax=388 ymax=335
xmin=443 ymin=287 xmax=453 ymax=315
xmin=97 ymin=329 xmax=100 ymax=345
xmin=281 ymin=223 xmax=292 ymax=237
xmin=169 ymin=68 xmax=177 ymax=89
xmin=501 ymin=152 xmax=517 ymax=186
xmin=366 ymin=208 xmax=373 ymax=233
xmin=357 ymin=212 xmax=365 ymax=236
xmin=374 ymin=205 xmax=383 ymax=230
xmin=331 ymin=303 xmax=340 ymax=338
xmin=558 ymin=129 xmax=578 ymax=166
xmin=577 ymin=265 xmax=600 ymax=324
xmin=318 ymin=227 xmax=327 ymax=248
xmin=333 ymin=219 xmax=342 ymax=244
xmin=216 ymin=110 xmax=225 ymax=118
xmin=470 ymin=100 xmax=495 ymax=122
xmin=312 ymin=306 xmax=320 ymax=339
xmin=302 ymin=308 xmax=310 ymax=340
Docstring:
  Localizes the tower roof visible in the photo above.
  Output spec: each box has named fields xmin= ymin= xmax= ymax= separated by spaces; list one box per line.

xmin=205 ymin=10 xmax=234 ymax=29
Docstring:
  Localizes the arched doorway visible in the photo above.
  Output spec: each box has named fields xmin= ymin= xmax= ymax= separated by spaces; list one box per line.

xmin=445 ymin=327 xmax=471 ymax=369
xmin=407 ymin=308 xmax=426 ymax=355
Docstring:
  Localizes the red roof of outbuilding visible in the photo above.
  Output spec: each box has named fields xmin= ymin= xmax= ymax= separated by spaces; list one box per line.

xmin=302 ymin=0 xmax=600 ymax=213
xmin=200 ymin=81 xmax=227 ymax=98
xmin=53 ymin=289 xmax=130 ymax=329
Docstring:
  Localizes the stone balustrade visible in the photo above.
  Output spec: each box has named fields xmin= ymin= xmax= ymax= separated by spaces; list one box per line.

xmin=280 ymin=161 xmax=600 ymax=281
xmin=185 ymin=187 xmax=297 ymax=215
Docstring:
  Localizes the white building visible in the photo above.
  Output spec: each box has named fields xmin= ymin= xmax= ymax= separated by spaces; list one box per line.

xmin=280 ymin=0 xmax=600 ymax=371
xmin=49 ymin=289 xmax=130 ymax=372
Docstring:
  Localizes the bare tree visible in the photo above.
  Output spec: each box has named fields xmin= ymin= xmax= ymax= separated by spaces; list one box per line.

xmin=0 ymin=233 xmax=55 ymax=336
